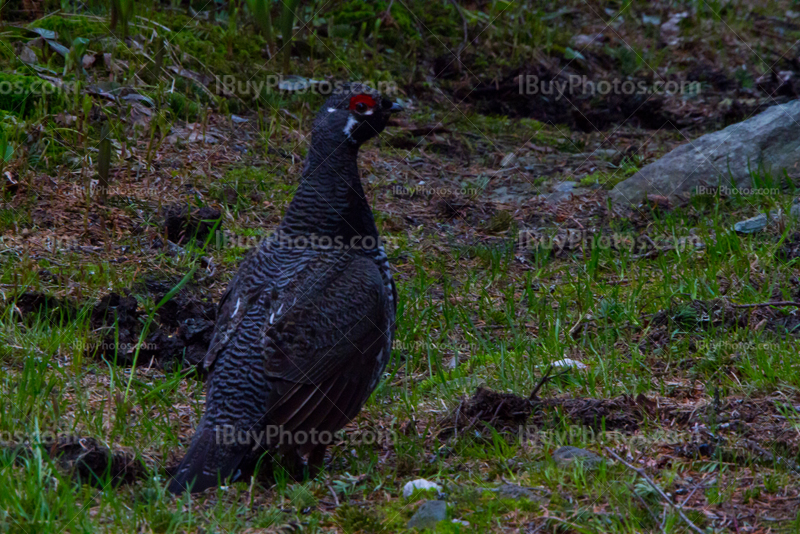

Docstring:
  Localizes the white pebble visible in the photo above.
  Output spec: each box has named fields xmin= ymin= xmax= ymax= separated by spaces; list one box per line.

xmin=402 ymin=479 xmax=442 ymax=499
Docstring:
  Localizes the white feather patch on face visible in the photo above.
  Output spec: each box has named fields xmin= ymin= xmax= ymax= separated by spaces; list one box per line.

xmin=343 ymin=115 xmax=359 ymax=138
xmin=364 ymin=109 xmax=374 ymax=115
xmin=327 ymin=107 xmax=336 ymax=113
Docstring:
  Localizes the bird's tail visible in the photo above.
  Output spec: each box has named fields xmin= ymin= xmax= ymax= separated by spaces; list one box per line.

xmin=167 ymin=425 xmax=251 ymax=494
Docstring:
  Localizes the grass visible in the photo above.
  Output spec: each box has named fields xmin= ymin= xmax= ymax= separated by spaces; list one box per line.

xmin=7 ymin=173 xmax=800 ymax=531
xmin=1 ymin=0 xmax=800 ymax=531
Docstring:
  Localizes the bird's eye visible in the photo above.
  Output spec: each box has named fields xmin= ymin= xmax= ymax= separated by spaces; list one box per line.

xmin=348 ymin=94 xmax=376 ymax=112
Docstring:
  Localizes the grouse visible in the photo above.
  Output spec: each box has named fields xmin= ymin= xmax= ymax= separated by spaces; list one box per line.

xmin=168 ymin=84 xmax=401 ymax=494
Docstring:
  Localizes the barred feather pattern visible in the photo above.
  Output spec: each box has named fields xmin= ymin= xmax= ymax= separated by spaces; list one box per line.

xmin=168 ymin=87 xmax=397 ymax=494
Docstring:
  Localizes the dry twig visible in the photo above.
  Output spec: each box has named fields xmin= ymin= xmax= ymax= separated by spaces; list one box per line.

xmin=604 ymin=448 xmax=704 ymax=534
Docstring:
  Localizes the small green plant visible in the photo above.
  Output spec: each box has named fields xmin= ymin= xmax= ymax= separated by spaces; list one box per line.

xmin=109 ymin=0 xmax=135 ymax=39
xmin=0 ymin=130 xmax=12 ymax=184
xmin=97 ymin=122 xmax=111 ymax=204
xmin=246 ymin=0 xmax=275 ymax=55
xmin=280 ymin=0 xmax=301 ymax=72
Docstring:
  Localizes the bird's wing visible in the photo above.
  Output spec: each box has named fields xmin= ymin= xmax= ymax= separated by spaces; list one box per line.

xmin=202 ymin=246 xmax=285 ymax=372
xmin=261 ymin=255 xmax=390 ymax=432
xmin=263 ymin=254 xmax=388 ymax=384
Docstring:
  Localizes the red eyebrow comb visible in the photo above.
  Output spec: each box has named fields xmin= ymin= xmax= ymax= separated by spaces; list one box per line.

xmin=348 ymin=94 xmax=377 ymax=110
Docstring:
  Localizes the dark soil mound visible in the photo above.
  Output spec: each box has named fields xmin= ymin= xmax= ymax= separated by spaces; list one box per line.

xmin=162 ymin=204 xmax=222 ymax=245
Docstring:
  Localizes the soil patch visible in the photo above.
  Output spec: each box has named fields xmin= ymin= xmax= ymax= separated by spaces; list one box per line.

xmin=11 ymin=292 xmax=79 ymax=325
xmin=439 ymin=387 xmax=534 ymax=438
xmin=11 ymin=289 xmax=216 ymax=370
xmin=535 ymin=394 xmax=658 ymax=432
xmin=89 ymin=290 xmax=216 ymax=370
xmin=162 ymin=204 xmax=222 ymax=246
xmin=4 ymin=436 xmax=145 ymax=487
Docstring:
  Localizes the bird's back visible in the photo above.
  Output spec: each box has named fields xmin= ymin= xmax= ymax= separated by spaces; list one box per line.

xmin=168 ymin=239 xmax=394 ymax=493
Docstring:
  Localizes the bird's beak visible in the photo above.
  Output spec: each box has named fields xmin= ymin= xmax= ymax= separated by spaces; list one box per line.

xmin=388 ymin=102 xmax=404 ymax=113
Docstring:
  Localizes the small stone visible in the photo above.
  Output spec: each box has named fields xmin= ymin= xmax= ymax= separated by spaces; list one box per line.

xmin=733 ymin=213 xmax=768 ymax=234
xmin=661 ymin=12 xmax=690 ymax=47
xmin=20 ymin=46 xmax=37 ymax=64
xmin=553 ymin=181 xmax=577 ymax=193
xmin=552 ymin=446 xmax=603 ymax=468
xmin=543 ymin=358 xmax=587 ymax=370
xmin=642 ymin=14 xmax=661 ymax=25
xmin=402 ymin=479 xmax=441 ymax=499
xmin=501 ymin=152 xmax=518 ymax=168
xmin=407 ymin=500 xmax=447 ymax=529
xmin=570 ymin=33 xmax=604 ymax=48
xmin=536 ymin=181 xmax=577 ymax=207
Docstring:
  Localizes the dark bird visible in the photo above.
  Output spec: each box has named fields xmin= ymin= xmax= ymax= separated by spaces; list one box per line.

xmin=168 ymin=85 xmax=401 ymax=494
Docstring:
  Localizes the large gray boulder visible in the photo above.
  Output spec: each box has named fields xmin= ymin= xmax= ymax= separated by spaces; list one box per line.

xmin=610 ymin=100 xmax=800 ymax=205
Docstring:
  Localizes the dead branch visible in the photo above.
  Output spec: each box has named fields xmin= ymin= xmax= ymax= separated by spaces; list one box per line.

xmin=604 ymin=447 xmax=704 ymax=534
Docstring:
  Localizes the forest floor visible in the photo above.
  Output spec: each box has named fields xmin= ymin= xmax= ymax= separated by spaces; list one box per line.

xmin=1 ymin=0 xmax=800 ymax=532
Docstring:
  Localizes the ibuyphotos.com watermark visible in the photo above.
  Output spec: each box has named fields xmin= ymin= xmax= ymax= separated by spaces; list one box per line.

xmin=72 ymin=339 xmax=157 ymax=353
xmin=391 ymin=184 xmax=480 ymax=198
xmin=217 ymin=76 xmax=399 ymax=98
xmin=696 ymin=340 xmax=779 ymax=352
xmin=518 ymin=75 xmax=701 ymax=100
xmin=0 ymin=79 xmax=71 ymax=97
xmin=215 ymin=424 xmax=396 ymax=451
xmin=696 ymin=185 xmax=781 ymax=196
xmin=517 ymin=229 xmax=703 ymax=254
xmin=0 ymin=76 xmax=400 ymax=100
xmin=215 ymin=229 xmax=400 ymax=252
xmin=517 ymin=425 xmax=690 ymax=449
xmin=0 ymin=431 xmax=83 ymax=445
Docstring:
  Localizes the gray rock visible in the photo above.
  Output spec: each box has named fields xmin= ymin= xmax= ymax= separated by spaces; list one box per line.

xmin=537 ymin=181 xmax=577 ymax=206
xmin=552 ymin=446 xmax=604 ymax=468
xmin=407 ymin=500 xmax=447 ymax=529
xmin=733 ymin=213 xmax=769 ymax=234
xmin=491 ymin=185 xmax=532 ymax=204
xmin=592 ymin=148 xmax=622 ymax=159
xmin=554 ymin=181 xmax=577 ymax=193
xmin=733 ymin=210 xmax=782 ymax=234
xmin=610 ymin=100 xmax=800 ymax=205
xmin=791 ymin=203 xmax=800 ymax=220
xmin=20 ymin=47 xmax=38 ymax=64
xmin=500 ymin=152 xmax=518 ymax=168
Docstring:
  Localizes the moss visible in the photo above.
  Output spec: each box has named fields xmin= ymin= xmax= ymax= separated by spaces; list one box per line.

xmin=388 ymin=2 xmax=416 ymax=36
xmin=329 ymin=0 xmax=417 ymax=42
xmin=333 ymin=0 xmax=384 ymax=27
xmin=166 ymin=92 xmax=201 ymax=121
xmin=578 ymin=171 xmax=627 ymax=189
xmin=0 ymin=73 xmax=65 ymax=117
xmin=333 ymin=503 xmax=389 ymax=533
xmin=29 ymin=15 xmax=107 ymax=42
xmin=168 ymin=24 xmax=264 ymax=78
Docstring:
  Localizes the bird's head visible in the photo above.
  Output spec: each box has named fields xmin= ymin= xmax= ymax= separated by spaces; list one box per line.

xmin=314 ymin=84 xmax=403 ymax=147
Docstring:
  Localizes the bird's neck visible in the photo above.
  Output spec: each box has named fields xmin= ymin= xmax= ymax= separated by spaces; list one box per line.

xmin=279 ymin=134 xmax=379 ymax=245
